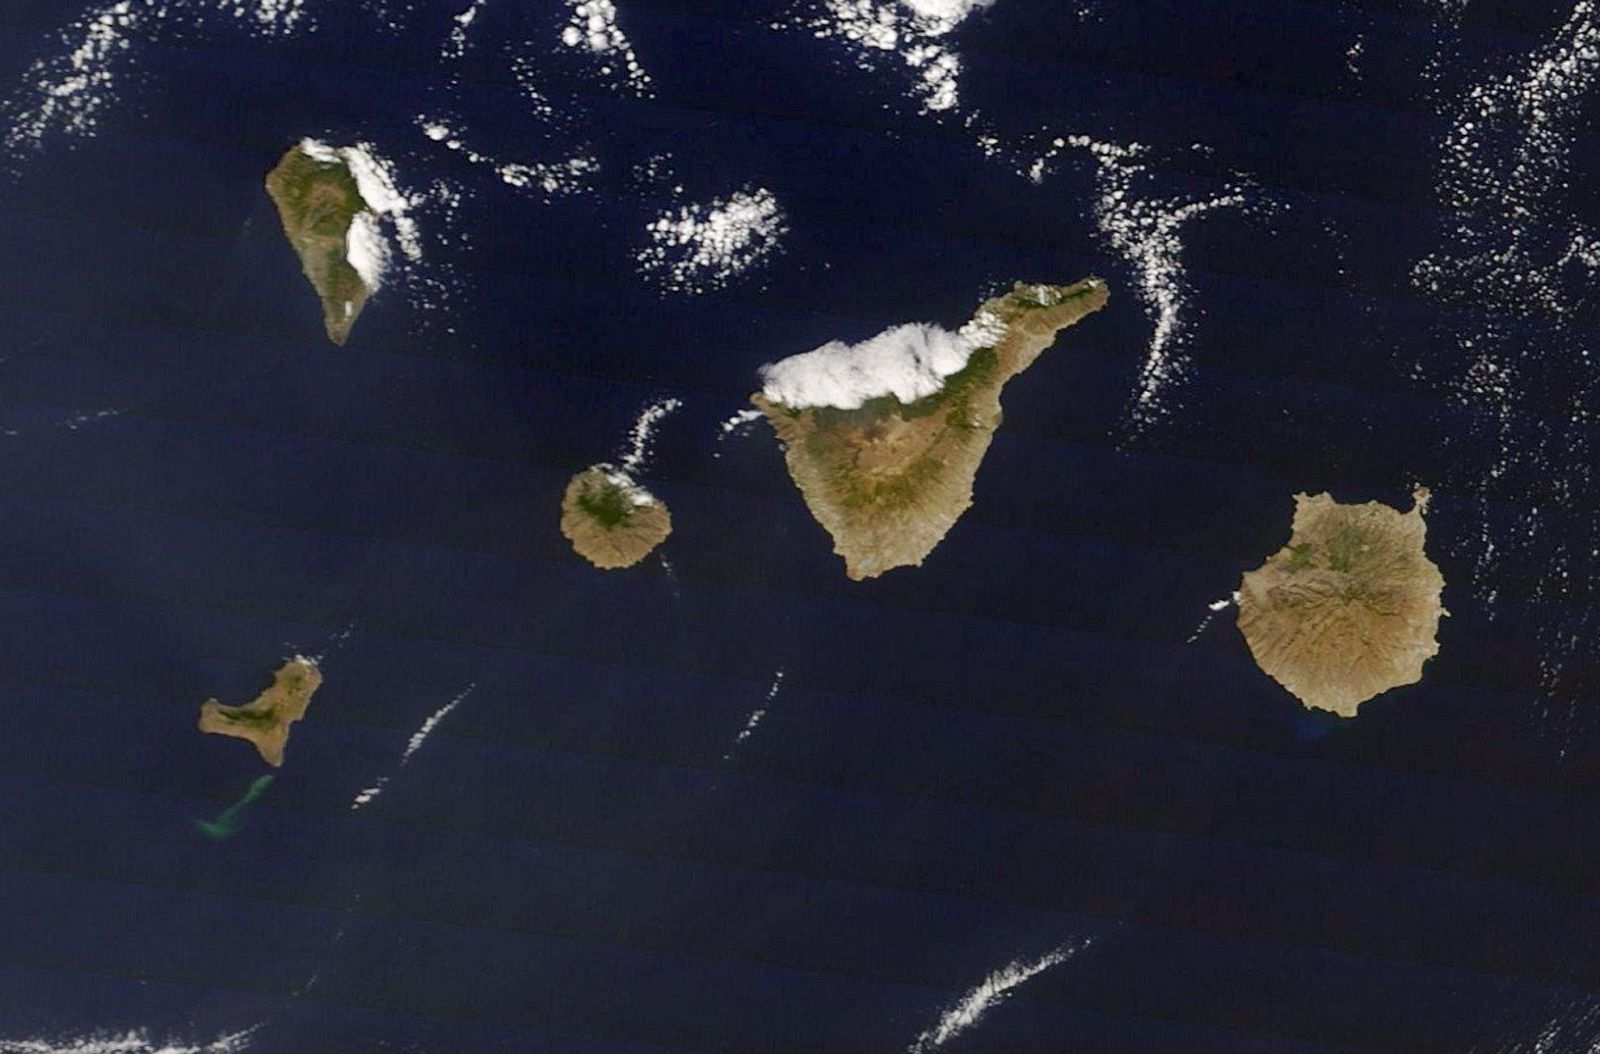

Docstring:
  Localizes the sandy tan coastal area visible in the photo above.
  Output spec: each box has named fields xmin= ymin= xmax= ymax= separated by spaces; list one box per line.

xmin=198 ymin=656 xmax=323 ymax=767
xmin=560 ymin=465 xmax=673 ymax=569
xmin=1237 ymin=489 xmax=1445 ymax=716
xmin=751 ymin=278 xmax=1110 ymax=580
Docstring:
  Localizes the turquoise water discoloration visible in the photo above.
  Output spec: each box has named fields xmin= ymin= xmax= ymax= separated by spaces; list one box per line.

xmin=194 ymin=774 xmax=275 ymax=840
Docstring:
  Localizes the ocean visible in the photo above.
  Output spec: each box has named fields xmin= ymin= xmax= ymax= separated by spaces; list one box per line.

xmin=1 ymin=0 xmax=1600 ymax=1050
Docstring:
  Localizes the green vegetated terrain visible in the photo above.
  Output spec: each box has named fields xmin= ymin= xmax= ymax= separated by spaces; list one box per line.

xmin=753 ymin=278 xmax=1110 ymax=579
xmin=265 ymin=144 xmax=371 ymax=345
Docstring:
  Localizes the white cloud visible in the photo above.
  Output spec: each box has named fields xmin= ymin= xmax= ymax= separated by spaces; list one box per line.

xmin=636 ymin=187 xmax=787 ymax=295
xmin=619 ymin=397 xmax=682 ymax=475
xmin=899 ymin=0 xmax=996 ymax=29
xmin=344 ymin=211 xmax=390 ymax=291
xmin=351 ymin=685 xmax=474 ymax=811
xmin=3 ymin=1 xmax=149 ymax=155
xmin=299 ymin=138 xmax=425 ymax=294
xmin=215 ymin=0 xmax=308 ymax=34
xmin=440 ymin=0 xmax=489 ymax=60
xmin=0 ymin=1026 xmax=257 ymax=1054
xmin=1407 ymin=0 xmax=1600 ymax=699
xmin=3 ymin=0 xmax=318 ymax=158
xmin=759 ymin=310 xmax=1004 ymax=410
xmin=560 ymin=0 xmax=654 ymax=96
xmin=793 ymin=0 xmax=999 ymax=114
xmin=722 ymin=669 xmax=785 ymax=760
xmin=908 ymin=940 xmax=1091 ymax=1053
xmin=718 ymin=408 xmax=764 ymax=436
xmin=414 ymin=115 xmax=599 ymax=201
xmin=1021 ymin=134 xmax=1250 ymax=431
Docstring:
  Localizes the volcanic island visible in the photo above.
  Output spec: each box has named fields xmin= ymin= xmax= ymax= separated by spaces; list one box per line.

xmin=560 ymin=465 xmax=673 ymax=570
xmin=198 ymin=656 xmax=323 ymax=767
xmin=1236 ymin=489 xmax=1445 ymax=716
xmin=264 ymin=140 xmax=381 ymax=345
xmin=751 ymin=278 xmax=1110 ymax=580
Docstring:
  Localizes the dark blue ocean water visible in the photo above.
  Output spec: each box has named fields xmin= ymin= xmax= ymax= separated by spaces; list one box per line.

xmin=3 ymin=0 xmax=1600 ymax=1050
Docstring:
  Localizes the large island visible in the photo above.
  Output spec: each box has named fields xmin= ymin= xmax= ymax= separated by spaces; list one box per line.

xmin=265 ymin=140 xmax=380 ymax=345
xmin=751 ymin=278 xmax=1109 ymax=580
xmin=198 ymin=656 xmax=323 ymax=767
xmin=1237 ymin=489 xmax=1445 ymax=716
xmin=560 ymin=465 xmax=672 ymax=569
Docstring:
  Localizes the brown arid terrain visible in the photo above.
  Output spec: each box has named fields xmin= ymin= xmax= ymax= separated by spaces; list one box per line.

xmin=198 ymin=656 xmax=323 ymax=767
xmin=560 ymin=465 xmax=673 ymax=570
xmin=752 ymin=278 xmax=1110 ymax=580
xmin=264 ymin=143 xmax=371 ymax=345
xmin=1237 ymin=489 xmax=1445 ymax=716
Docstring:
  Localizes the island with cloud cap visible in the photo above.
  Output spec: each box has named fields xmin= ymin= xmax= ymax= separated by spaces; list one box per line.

xmin=265 ymin=139 xmax=403 ymax=345
xmin=751 ymin=278 xmax=1109 ymax=579
xmin=1237 ymin=488 xmax=1445 ymax=716
xmin=560 ymin=465 xmax=673 ymax=570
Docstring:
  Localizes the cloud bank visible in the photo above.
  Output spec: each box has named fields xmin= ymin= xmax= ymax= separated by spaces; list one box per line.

xmin=758 ymin=311 xmax=1005 ymax=410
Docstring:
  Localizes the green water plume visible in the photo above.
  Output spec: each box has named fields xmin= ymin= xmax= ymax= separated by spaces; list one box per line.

xmin=194 ymin=774 xmax=275 ymax=840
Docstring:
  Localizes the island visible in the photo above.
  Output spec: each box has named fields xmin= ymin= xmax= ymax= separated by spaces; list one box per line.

xmin=265 ymin=140 xmax=376 ymax=345
xmin=1236 ymin=488 xmax=1445 ymax=716
xmin=198 ymin=656 xmax=323 ymax=767
xmin=751 ymin=278 xmax=1109 ymax=580
xmin=560 ymin=465 xmax=672 ymax=569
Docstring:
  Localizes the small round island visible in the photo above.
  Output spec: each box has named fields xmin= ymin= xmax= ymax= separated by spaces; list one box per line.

xmin=1236 ymin=487 xmax=1444 ymax=716
xmin=559 ymin=464 xmax=672 ymax=570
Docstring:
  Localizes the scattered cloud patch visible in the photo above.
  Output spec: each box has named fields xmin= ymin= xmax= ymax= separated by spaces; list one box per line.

xmin=2 ymin=404 xmax=124 ymax=440
xmin=719 ymin=409 xmax=764 ymax=435
xmin=360 ymin=0 xmax=413 ymax=30
xmin=560 ymin=0 xmax=654 ymax=96
xmin=440 ymin=0 xmax=489 ymax=61
xmin=908 ymin=940 xmax=1091 ymax=1053
xmin=1186 ymin=592 xmax=1239 ymax=643
xmin=1414 ymin=0 xmax=1600 ymax=320
xmin=215 ymin=0 xmax=309 ymax=35
xmin=2 ymin=1 xmax=155 ymax=156
xmin=417 ymin=116 xmax=599 ymax=200
xmin=0 ymin=1027 xmax=258 ymax=1054
xmin=509 ymin=56 xmax=559 ymax=122
xmin=1026 ymin=134 xmax=1253 ymax=432
xmin=1345 ymin=35 xmax=1364 ymax=78
xmin=1472 ymin=995 xmax=1600 ymax=1054
xmin=723 ymin=669 xmax=785 ymax=761
xmin=636 ymin=187 xmax=788 ymax=295
xmin=713 ymin=408 xmax=765 ymax=458
xmin=619 ymin=397 xmax=682 ymax=475
xmin=351 ymin=685 xmax=474 ymax=811
xmin=786 ymin=0 xmax=998 ymax=114
xmin=292 ymin=621 xmax=357 ymax=666
xmin=1409 ymin=0 xmax=1600 ymax=710
xmin=3 ymin=0 xmax=323 ymax=160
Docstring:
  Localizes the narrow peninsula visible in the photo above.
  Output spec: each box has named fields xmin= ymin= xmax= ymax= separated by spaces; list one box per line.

xmin=198 ymin=656 xmax=323 ymax=767
xmin=1237 ymin=488 xmax=1445 ymax=716
xmin=560 ymin=465 xmax=672 ymax=569
xmin=751 ymin=278 xmax=1109 ymax=580
xmin=265 ymin=140 xmax=377 ymax=345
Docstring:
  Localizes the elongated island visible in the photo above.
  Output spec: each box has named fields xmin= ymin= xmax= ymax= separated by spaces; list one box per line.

xmin=560 ymin=465 xmax=672 ymax=569
xmin=751 ymin=278 xmax=1109 ymax=580
xmin=198 ymin=656 xmax=323 ymax=767
xmin=265 ymin=140 xmax=382 ymax=345
xmin=1237 ymin=488 xmax=1445 ymax=716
